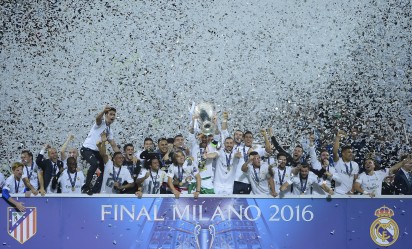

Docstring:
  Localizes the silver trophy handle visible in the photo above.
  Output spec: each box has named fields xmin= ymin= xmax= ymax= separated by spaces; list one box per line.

xmin=194 ymin=224 xmax=201 ymax=249
xmin=208 ymin=225 xmax=216 ymax=249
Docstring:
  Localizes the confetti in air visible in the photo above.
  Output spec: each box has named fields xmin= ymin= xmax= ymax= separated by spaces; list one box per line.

xmin=0 ymin=0 xmax=410 ymax=177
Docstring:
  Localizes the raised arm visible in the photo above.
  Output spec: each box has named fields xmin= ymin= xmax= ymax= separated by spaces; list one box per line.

xmin=260 ymin=129 xmax=272 ymax=154
xmin=108 ymin=139 xmax=120 ymax=153
xmin=388 ymin=154 xmax=411 ymax=174
xmin=97 ymin=133 xmax=109 ymax=164
xmin=189 ymin=114 xmax=197 ymax=134
xmin=221 ymin=111 xmax=228 ymax=131
xmin=309 ymin=133 xmax=319 ymax=166
xmin=269 ymin=129 xmax=293 ymax=161
xmin=241 ymin=156 xmax=253 ymax=173
xmin=96 ymin=106 xmax=112 ymax=126
xmin=60 ymin=134 xmax=74 ymax=161
xmin=333 ymin=130 xmax=345 ymax=162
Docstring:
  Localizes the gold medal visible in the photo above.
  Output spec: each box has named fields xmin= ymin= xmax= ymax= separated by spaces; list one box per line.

xmin=179 ymin=182 xmax=183 ymax=186
xmin=72 ymin=187 xmax=75 ymax=191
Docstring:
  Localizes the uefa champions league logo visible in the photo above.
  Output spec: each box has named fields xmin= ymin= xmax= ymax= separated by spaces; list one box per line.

xmin=370 ymin=206 xmax=399 ymax=247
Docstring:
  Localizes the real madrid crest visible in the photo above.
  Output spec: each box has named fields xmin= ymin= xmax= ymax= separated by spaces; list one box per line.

xmin=370 ymin=206 xmax=399 ymax=247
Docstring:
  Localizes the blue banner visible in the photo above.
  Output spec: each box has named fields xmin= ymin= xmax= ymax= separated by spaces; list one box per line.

xmin=1 ymin=195 xmax=411 ymax=248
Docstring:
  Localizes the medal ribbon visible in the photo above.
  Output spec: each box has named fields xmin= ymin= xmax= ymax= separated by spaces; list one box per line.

xmin=299 ymin=176 xmax=308 ymax=193
xmin=344 ymin=162 xmax=353 ymax=176
xmin=68 ymin=171 xmax=78 ymax=190
xmin=225 ymin=150 xmax=232 ymax=170
xmin=178 ymin=166 xmax=183 ymax=182
xmin=243 ymin=146 xmax=248 ymax=161
xmin=253 ymin=167 xmax=260 ymax=183
xmin=113 ymin=166 xmax=122 ymax=183
xmin=278 ymin=168 xmax=286 ymax=185
xmin=26 ymin=162 xmax=34 ymax=180
xmin=14 ymin=178 xmax=20 ymax=193
xmin=150 ymin=170 xmax=159 ymax=187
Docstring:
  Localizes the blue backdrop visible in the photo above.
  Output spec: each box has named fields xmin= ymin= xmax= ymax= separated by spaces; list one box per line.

xmin=1 ymin=195 xmax=411 ymax=249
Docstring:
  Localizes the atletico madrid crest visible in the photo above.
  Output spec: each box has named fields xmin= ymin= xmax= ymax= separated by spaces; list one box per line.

xmin=7 ymin=207 xmax=37 ymax=244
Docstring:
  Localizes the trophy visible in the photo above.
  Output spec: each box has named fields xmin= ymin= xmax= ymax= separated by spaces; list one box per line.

xmin=194 ymin=224 xmax=216 ymax=249
xmin=194 ymin=102 xmax=216 ymax=135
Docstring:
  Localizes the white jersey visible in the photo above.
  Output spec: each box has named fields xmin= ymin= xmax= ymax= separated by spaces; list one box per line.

xmin=245 ymin=162 xmax=272 ymax=195
xmin=214 ymin=149 xmax=240 ymax=195
xmin=334 ymin=158 xmax=359 ymax=194
xmin=4 ymin=175 xmax=25 ymax=194
xmin=22 ymin=162 xmax=40 ymax=190
xmin=138 ymin=168 xmax=167 ymax=194
xmin=235 ymin=145 xmax=266 ymax=183
xmin=309 ymin=146 xmax=322 ymax=170
xmin=167 ymin=161 xmax=199 ymax=193
xmin=356 ymin=169 xmax=389 ymax=196
xmin=101 ymin=160 xmax=134 ymax=194
xmin=189 ymin=134 xmax=218 ymax=189
xmin=58 ymin=169 xmax=85 ymax=194
xmin=287 ymin=172 xmax=319 ymax=195
xmin=83 ymin=121 xmax=114 ymax=151
xmin=273 ymin=166 xmax=294 ymax=196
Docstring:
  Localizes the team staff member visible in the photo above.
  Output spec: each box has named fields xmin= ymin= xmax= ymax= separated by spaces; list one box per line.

xmin=394 ymin=155 xmax=412 ymax=195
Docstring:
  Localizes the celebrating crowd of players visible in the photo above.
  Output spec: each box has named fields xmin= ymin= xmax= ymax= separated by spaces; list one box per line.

xmin=2 ymin=106 xmax=412 ymax=212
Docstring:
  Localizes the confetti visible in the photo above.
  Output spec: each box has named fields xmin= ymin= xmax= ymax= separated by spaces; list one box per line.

xmin=0 ymin=1 xmax=410 ymax=184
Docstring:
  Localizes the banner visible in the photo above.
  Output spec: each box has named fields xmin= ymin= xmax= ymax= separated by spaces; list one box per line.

xmin=1 ymin=195 xmax=411 ymax=248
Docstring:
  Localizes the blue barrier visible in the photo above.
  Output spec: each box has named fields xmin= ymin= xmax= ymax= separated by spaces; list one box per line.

xmin=1 ymin=194 xmax=411 ymax=248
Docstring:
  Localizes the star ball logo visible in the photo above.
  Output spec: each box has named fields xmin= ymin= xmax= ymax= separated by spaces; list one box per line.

xmin=370 ymin=206 xmax=399 ymax=247
xmin=7 ymin=207 xmax=37 ymax=244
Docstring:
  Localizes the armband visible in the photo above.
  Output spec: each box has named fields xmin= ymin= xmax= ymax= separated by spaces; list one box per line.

xmin=2 ymin=189 xmax=11 ymax=200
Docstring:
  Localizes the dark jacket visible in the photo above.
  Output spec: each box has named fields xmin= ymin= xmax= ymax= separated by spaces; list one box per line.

xmin=36 ymin=154 xmax=63 ymax=192
xmin=394 ymin=169 xmax=412 ymax=195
